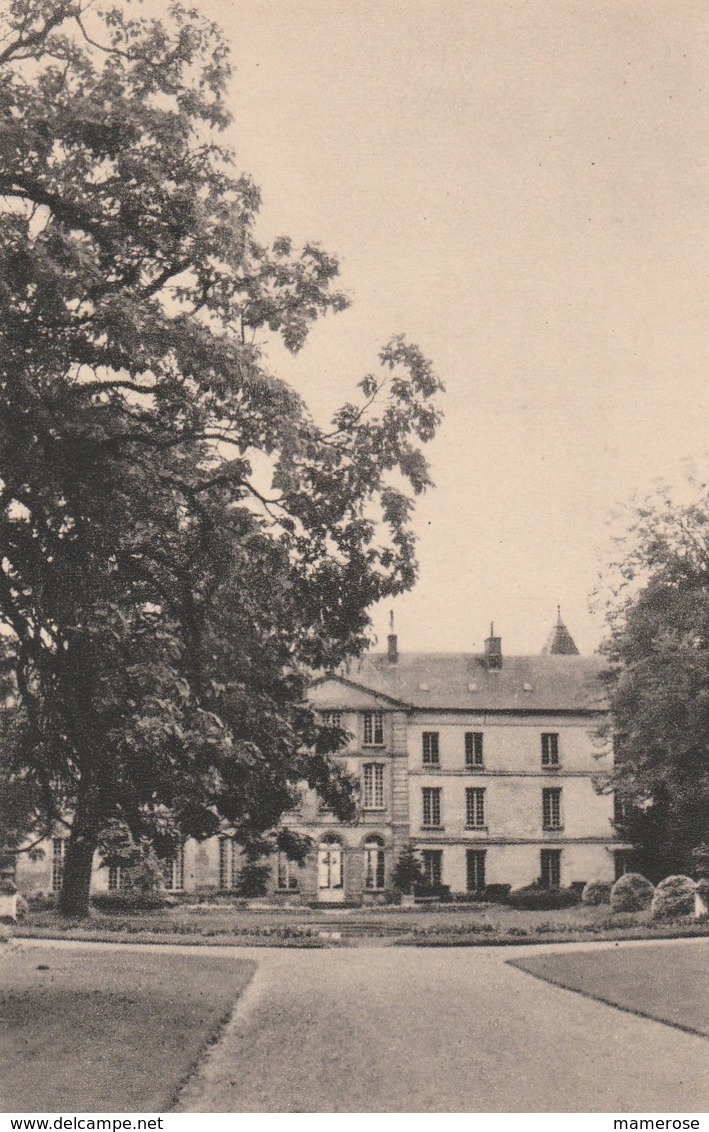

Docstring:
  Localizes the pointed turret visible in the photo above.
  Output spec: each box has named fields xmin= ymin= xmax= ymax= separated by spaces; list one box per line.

xmin=542 ymin=607 xmax=579 ymax=655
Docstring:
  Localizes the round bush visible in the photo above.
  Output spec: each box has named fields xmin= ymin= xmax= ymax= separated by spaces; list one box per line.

xmin=507 ymin=884 xmax=580 ymax=911
xmin=581 ymin=880 xmax=612 ymax=906
xmin=610 ymin=872 xmax=654 ymax=913
xmin=651 ymin=875 xmax=696 ymax=920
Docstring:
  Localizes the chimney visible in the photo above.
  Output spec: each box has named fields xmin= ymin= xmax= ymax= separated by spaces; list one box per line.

xmin=484 ymin=622 xmax=502 ymax=669
xmin=387 ymin=609 xmax=398 ymax=664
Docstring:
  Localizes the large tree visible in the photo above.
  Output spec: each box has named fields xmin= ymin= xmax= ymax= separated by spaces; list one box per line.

xmin=600 ymin=480 xmax=709 ymax=880
xmin=0 ymin=0 xmax=443 ymax=915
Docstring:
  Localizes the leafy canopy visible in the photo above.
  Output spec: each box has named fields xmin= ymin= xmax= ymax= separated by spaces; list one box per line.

xmin=599 ymin=477 xmax=709 ymax=879
xmin=0 ymin=0 xmax=443 ymax=902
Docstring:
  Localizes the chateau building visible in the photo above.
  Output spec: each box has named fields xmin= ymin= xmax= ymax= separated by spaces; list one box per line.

xmin=16 ymin=614 xmax=621 ymax=902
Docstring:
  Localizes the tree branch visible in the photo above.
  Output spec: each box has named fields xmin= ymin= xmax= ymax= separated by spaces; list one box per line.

xmin=0 ymin=4 xmax=75 ymax=66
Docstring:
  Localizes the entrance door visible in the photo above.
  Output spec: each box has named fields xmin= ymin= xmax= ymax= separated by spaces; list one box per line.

xmin=318 ymin=843 xmax=345 ymax=903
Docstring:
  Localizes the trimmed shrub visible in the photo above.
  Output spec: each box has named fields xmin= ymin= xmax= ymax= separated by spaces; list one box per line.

xmin=507 ymin=884 xmax=580 ymax=911
xmin=479 ymin=884 xmax=512 ymax=904
xmin=582 ymin=880 xmax=612 ymax=906
xmin=651 ymin=875 xmax=696 ymax=920
xmin=610 ymin=872 xmax=654 ymax=913
xmin=236 ymin=861 xmax=271 ymax=897
xmin=91 ymin=891 xmax=169 ymax=913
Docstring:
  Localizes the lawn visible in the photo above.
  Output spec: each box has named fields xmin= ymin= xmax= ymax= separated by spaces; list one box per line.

xmin=509 ymin=941 xmax=709 ymax=1037
xmin=16 ymin=900 xmax=709 ymax=948
xmin=0 ymin=942 xmax=254 ymax=1112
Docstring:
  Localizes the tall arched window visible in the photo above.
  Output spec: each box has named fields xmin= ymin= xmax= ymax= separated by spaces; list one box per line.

xmin=318 ymin=835 xmax=343 ymax=891
xmin=364 ymin=836 xmax=385 ymax=891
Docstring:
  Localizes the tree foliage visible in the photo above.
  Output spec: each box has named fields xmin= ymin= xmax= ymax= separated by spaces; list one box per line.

xmin=600 ymin=479 xmax=709 ymax=879
xmin=0 ymin=0 xmax=443 ymax=914
xmin=391 ymin=845 xmax=425 ymax=894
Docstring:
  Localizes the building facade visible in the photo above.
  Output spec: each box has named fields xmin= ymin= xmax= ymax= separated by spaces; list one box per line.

xmin=15 ymin=617 xmax=621 ymax=902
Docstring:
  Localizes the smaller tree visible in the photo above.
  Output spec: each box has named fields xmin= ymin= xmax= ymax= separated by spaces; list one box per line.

xmin=392 ymin=845 xmax=425 ymax=895
xmin=236 ymin=861 xmax=271 ymax=898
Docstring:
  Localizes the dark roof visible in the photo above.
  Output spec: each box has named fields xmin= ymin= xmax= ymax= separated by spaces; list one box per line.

xmin=336 ymin=652 xmax=607 ymax=712
xmin=542 ymin=612 xmax=580 ymax=656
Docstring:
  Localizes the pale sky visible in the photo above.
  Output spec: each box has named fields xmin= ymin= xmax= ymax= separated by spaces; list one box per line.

xmin=197 ymin=0 xmax=709 ymax=656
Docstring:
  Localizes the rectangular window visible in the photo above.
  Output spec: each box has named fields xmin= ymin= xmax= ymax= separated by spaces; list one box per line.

xmin=422 ymin=786 xmax=442 ymax=828
xmin=421 ymin=849 xmax=443 ymax=887
xmin=363 ymin=711 xmax=384 ymax=746
xmin=277 ymin=852 xmax=299 ymax=890
xmin=465 ymin=787 xmax=486 ymax=828
xmin=322 ymin=711 xmax=342 ymax=728
xmin=466 ymin=849 xmax=486 ymax=892
xmin=540 ymin=849 xmax=562 ymax=888
xmin=219 ymin=837 xmax=236 ymax=890
xmin=364 ymin=844 xmax=385 ymax=890
xmin=465 ymin=731 xmax=484 ymax=768
xmin=422 ymin=731 xmax=440 ymax=766
xmin=541 ymin=732 xmax=560 ymax=767
xmin=542 ymin=787 xmax=562 ymax=830
xmin=613 ymin=793 xmax=626 ymax=826
xmin=51 ymin=838 xmax=66 ymax=894
xmin=614 ymin=851 xmax=630 ymax=881
xmin=163 ymin=844 xmax=185 ymax=891
xmin=107 ymin=865 xmax=123 ymax=892
xmin=362 ymin=763 xmax=385 ymax=810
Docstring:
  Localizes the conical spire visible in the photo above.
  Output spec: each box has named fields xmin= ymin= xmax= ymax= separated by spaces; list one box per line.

xmin=542 ymin=607 xmax=579 ymax=655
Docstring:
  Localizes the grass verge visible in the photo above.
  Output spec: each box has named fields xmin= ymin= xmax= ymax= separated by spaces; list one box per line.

xmin=509 ymin=940 xmax=709 ymax=1037
xmin=1 ymin=943 xmax=254 ymax=1111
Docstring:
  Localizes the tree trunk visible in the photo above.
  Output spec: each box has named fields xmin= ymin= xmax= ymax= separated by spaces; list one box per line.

xmin=58 ymin=822 xmax=98 ymax=918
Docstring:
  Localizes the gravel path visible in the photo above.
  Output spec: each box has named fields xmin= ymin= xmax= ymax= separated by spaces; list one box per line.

xmin=174 ymin=939 xmax=709 ymax=1113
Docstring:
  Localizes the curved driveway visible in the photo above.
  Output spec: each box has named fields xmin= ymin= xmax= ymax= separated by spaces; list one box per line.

xmin=18 ymin=937 xmax=709 ymax=1112
xmin=175 ymin=939 xmax=709 ymax=1113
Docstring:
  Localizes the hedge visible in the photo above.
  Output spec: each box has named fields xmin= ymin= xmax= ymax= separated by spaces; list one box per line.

xmin=507 ymin=884 xmax=580 ymax=911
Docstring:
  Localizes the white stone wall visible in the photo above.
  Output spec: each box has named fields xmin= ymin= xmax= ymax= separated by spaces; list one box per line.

xmin=408 ymin=715 xmax=608 ymax=774
xmin=412 ymin=841 xmax=615 ymax=891
xmin=408 ymin=710 xmax=614 ymax=892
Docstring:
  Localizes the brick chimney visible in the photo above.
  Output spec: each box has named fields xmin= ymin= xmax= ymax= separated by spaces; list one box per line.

xmin=484 ymin=622 xmax=502 ymax=669
xmin=387 ymin=610 xmax=398 ymax=664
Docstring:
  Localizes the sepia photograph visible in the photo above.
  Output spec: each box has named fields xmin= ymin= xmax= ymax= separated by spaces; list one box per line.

xmin=1 ymin=0 xmax=708 ymax=1120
